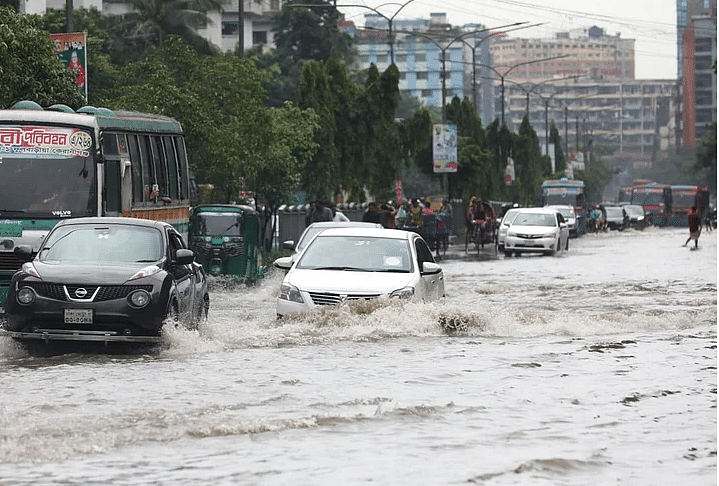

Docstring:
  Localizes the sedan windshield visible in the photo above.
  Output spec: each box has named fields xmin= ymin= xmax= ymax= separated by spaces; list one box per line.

xmin=297 ymin=235 xmax=412 ymax=272
xmin=512 ymin=213 xmax=556 ymax=227
xmin=40 ymin=225 xmax=163 ymax=264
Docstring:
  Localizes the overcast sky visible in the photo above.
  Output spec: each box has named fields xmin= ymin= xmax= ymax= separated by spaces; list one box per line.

xmin=337 ymin=0 xmax=678 ymax=80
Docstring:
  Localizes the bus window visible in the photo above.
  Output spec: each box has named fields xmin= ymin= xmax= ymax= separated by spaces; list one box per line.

xmin=127 ymin=135 xmax=143 ymax=204
xmin=102 ymin=133 xmax=119 ymax=156
xmin=163 ymin=136 xmax=179 ymax=200
xmin=150 ymin=136 xmax=167 ymax=199
xmin=104 ymin=160 xmax=121 ymax=213
xmin=176 ymin=136 xmax=189 ymax=200
xmin=138 ymin=135 xmax=153 ymax=202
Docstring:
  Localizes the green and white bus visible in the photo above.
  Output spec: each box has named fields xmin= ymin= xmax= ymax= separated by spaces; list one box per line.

xmin=0 ymin=101 xmax=193 ymax=309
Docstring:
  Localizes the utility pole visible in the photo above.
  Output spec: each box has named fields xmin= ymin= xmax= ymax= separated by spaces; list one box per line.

xmin=238 ymin=0 xmax=244 ymax=56
xmin=66 ymin=0 xmax=74 ymax=32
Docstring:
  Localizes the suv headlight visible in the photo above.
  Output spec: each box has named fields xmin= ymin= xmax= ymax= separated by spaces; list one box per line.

xmin=16 ymin=286 xmax=36 ymax=305
xmin=279 ymin=283 xmax=304 ymax=303
xmin=129 ymin=265 xmax=161 ymax=281
xmin=390 ymin=287 xmax=414 ymax=299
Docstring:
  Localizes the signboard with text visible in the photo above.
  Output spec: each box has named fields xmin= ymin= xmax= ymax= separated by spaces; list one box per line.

xmin=432 ymin=124 xmax=457 ymax=173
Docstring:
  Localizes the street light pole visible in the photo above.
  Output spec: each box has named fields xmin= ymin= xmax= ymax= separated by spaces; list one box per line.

xmin=476 ymin=55 xmax=569 ymax=125
xmin=340 ymin=0 xmax=417 ymax=64
xmin=397 ymin=22 xmax=527 ymax=122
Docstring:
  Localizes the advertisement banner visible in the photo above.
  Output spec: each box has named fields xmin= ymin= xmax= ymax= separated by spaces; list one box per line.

xmin=51 ymin=33 xmax=87 ymax=101
xmin=432 ymin=124 xmax=457 ymax=173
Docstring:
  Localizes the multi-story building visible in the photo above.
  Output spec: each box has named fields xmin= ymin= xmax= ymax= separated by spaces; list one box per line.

xmin=678 ymin=14 xmax=717 ymax=146
xmin=489 ymin=27 xmax=635 ymax=81
xmin=502 ymin=79 xmax=677 ymax=160
xmin=20 ymin=0 xmax=280 ymax=55
xmin=677 ymin=0 xmax=717 ymax=78
xmin=354 ymin=13 xmax=467 ymax=114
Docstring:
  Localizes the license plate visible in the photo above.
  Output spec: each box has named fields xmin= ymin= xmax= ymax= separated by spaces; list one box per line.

xmin=64 ymin=309 xmax=93 ymax=324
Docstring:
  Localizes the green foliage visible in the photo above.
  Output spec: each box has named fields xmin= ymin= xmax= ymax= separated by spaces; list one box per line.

xmin=0 ymin=7 xmax=85 ymax=108
xmin=695 ymin=122 xmax=717 ymax=194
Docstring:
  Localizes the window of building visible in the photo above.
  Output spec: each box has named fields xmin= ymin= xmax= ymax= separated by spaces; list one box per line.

xmin=415 ymin=53 xmax=426 ymax=62
xmin=222 ymin=21 xmax=239 ymax=36
xmin=417 ymin=71 xmax=427 ymax=80
xmin=421 ymin=89 xmax=433 ymax=97
xmin=396 ymin=54 xmax=407 ymax=62
xmin=253 ymin=30 xmax=267 ymax=45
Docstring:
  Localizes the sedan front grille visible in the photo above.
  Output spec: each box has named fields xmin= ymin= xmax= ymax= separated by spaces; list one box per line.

xmin=309 ymin=292 xmax=381 ymax=306
xmin=516 ymin=233 xmax=543 ymax=239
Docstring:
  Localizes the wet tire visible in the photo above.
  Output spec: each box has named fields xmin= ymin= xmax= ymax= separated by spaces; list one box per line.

xmin=504 ymin=251 xmax=512 ymax=257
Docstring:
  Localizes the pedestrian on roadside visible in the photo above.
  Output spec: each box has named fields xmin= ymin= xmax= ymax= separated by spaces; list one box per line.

xmin=362 ymin=202 xmax=383 ymax=224
xmin=305 ymin=200 xmax=333 ymax=225
xmin=330 ymin=203 xmax=350 ymax=222
xmin=683 ymin=205 xmax=702 ymax=249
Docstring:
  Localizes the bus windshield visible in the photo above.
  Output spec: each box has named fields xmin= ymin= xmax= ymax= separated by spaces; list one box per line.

xmin=0 ymin=154 xmax=96 ymax=217
xmin=0 ymin=125 xmax=96 ymax=218
xmin=672 ymin=192 xmax=696 ymax=207
xmin=631 ymin=190 xmax=664 ymax=206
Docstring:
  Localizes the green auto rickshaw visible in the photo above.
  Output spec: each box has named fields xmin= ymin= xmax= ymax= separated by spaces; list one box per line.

xmin=189 ymin=204 xmax=263 ymax=282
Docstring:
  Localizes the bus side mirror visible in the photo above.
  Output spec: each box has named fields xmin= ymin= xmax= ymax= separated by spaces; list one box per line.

xmin=95 ymin=148 xmax=105 ymax=164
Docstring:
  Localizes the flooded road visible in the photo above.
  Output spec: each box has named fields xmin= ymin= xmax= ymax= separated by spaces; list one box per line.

xmin=0 ymin=226 xmax=716 ymax=485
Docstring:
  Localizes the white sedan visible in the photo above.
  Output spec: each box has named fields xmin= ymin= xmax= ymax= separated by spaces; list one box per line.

xmin=503 ymin=208 xmax=570 ymax=257
xmin=273 ymin=227 xmax=445 ymax=317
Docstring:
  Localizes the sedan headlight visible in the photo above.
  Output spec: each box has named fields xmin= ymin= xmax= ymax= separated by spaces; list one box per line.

xmin=390 ymin=286 xmax=415 ymax=299
xmin=279 ymin=283 xmax=304 ymax=303
xmin=16 ymin=286 xmax=36 ymax=305
xmin=544 ymin=231 xmax=558 ymax=238
xmin=127 ymin=289 xmax=151 ymax=308
xmin=507 ymin=231 xmax=517 ymax=237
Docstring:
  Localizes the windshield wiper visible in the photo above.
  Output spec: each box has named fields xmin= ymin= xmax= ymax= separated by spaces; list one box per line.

xmin=0 ymin=209 xmax=26 ymax=214
xmin=372 ymin=268 xmax=410 ymax=273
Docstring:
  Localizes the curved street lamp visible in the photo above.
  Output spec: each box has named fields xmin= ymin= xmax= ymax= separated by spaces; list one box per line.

xmin=393 ymin=22 xmax=528 ymax=122
xmin=475 ymin=55 xmax=570 ymax=125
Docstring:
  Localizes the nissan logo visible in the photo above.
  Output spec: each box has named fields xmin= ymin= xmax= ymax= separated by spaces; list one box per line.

xmin=74 ymin=288 xmax=88 ymax=298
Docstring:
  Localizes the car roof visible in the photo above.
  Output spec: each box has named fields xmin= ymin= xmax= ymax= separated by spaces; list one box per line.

xmin=310 ymin=227 xmax=413 ymax=240
xmin=305 ymin=221 xmax=383 ymax=229
xmin=54 ymin=217 xmax=170 ymax=231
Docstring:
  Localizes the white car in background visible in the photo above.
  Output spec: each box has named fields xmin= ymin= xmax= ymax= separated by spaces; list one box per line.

xmin=273 ymin=227 xmax=445 ymax=317
xmin=496 ymin=207 xmax=523 ymax=252
xmin=282 ymin=221 xmax=383 ymax=264
xmin=503 ymin=208 xmax=569 ymax=257
xmin=544 ymin=204 xmax=577 ymax=237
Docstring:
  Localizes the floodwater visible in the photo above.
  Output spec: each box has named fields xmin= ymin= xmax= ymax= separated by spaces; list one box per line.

xmin=0 ymin=226 xmax=716 ymax=485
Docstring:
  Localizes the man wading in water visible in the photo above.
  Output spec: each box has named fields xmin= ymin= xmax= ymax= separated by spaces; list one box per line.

xmin=683 ymin=205 xmax=702 ymax=249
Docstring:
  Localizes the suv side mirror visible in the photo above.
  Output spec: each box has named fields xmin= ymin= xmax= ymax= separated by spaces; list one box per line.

xmin=174 ymin=248 xmax=195 ymax=265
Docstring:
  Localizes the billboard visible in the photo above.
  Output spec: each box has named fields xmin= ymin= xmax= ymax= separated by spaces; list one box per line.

xmin=432 ymin=124 xmax=457 ymax=173
xmin=51 ymin=33 xmax=87 ymax=101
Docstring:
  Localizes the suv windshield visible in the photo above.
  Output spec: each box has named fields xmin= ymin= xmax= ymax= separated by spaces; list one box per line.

xmin=40 ymin=225 xmax=163 ymax=264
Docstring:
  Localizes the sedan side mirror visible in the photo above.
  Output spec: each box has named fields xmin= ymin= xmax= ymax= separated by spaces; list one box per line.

xmin=274 ymin=256 xmax=293 ymax=270
xmin=421 ymin=261 xmax=442 ymax=275
xmin=282 ymin=240 xmax=295 ymax=251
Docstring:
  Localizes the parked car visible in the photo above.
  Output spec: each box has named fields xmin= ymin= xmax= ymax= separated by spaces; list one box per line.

xmin=282 ymin=221 xmax=383 ymax=264
xmin=623 ymin=204 xmax=648 ymax=230
xmin=2 ymin=217 xmax=209 ymax=345
xmin=273 ymin=227 xmax=445 ymax=317
xmin=503 ymin=208 xmax=570 ymax=257
xmin=545 ymin=204 xmax=578 ymax=237
xmin=602 ymin=205 xmax=629 ymax=231
xmin=496 ymin=207 xmax=523 ymax=251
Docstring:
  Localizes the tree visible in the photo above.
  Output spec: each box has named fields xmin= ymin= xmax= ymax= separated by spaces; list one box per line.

xmin=256 ymin=0 xmax=355 ymax=107
xmin=695 ymin=122 xmax=717 ymax=194
xmin=0 ymin=7 xmax=85 ymax=108
xmin=111 ymin=0 xmax=225 ymax=57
